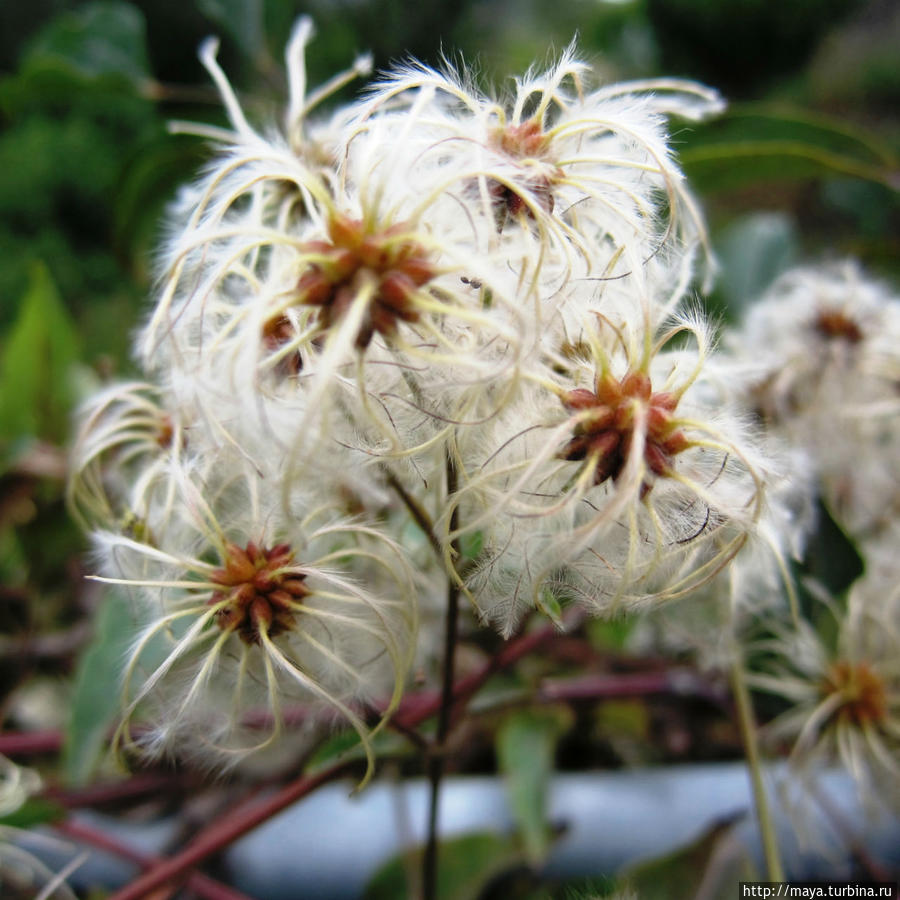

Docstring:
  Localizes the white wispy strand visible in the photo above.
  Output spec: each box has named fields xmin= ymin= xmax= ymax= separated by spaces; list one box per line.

xmin=69 ymin=23 xmax=749 ymax=780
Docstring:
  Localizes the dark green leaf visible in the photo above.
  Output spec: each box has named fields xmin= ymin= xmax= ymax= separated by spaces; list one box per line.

xmin=0 ymin=798 xmax=65 ymax=829
xmin=714 ymin=212 xmax=799 ymax=310
xmin=24 ymin=2 xmax=152 ymax=87
xmin=112 ymin=134 xmax=206 ymax=275
xmin=621 ymin=816 xmax=755 ymax=900
xmin=0 ymin=262 xmax=80 ymax=444
xmin=804 ymin=500 xmax=864 ymax=597
xmin=680 ymin=104 xmax=900 ymax=192
xmin=364 ymin=831 xmax=525 ymax=900
xmin=198 ymin=0 xmax=265 ymax=59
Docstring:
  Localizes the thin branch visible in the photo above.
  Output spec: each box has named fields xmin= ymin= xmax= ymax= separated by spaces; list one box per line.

xmin=730 ymin=658 xmax=784 ymax=881
xmin=393 ymin=606 xmax=585 ymax=732
xmin=538 ymin=668 xmax=727 ymax=706
xmin=422 ymin=454 xmax=461 ymax=900
xmin=47 ymin=772 xmax=188 ymax=809
xmin=383 ymin=467 xmax=444 ymax=560
xmin=104 ymin=759 xmax=354 ymax=900
xmin=55 ymin=819 xmax=253 ymax=900
xmin=0 ymin=730 xmax=63 ymax=756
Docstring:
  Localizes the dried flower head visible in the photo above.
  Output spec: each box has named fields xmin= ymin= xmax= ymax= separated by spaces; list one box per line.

xmin=69 ymin=20 xmax=742 ymax=784
xmin=454 ymin=310 xmax=765 ymax=632
xmin=67 ymin=381 xmax=184 ymax=533
xmin=729 ymin=261 xmax=900 ymax=536
xmin=353 ymin=48 xmax=722 ymax=289
xmin=91 ymin=459 xmax=415 ymax=784
xmin=749 ymin=577 xmax=900 ymax=810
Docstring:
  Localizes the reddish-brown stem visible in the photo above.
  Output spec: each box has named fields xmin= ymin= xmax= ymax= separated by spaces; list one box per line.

xmin=46 ymin=772 xmax=187 ymax=809
xmin=0 ymin=730 xmax=62 ymax=756
xmin=55 ymin=819 xmax=253 ymax=900
xmin=538 ymin=669 xmax=726 ymax=705
xmin=393 ymin=607 xmax=584 ymax=733
xmin=105 ymin=759 xmax=353 ymax=900
xmin=384 ymin=467 xmax=443 ymax=560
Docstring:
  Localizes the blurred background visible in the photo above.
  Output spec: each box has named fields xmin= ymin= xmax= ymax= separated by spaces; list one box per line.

xmin=0 ymin=0 xmax=897 ymax=896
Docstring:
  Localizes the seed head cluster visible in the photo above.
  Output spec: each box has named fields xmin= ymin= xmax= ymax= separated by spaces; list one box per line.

xmin=67 ymin=18 xmax=900 ymax=806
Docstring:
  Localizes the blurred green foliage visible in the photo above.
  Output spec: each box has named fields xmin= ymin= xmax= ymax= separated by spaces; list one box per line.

xmin=0 ymin=2 xmax=897 ymax=896
xmin=1 ymin=0 xmax=896 ymax=355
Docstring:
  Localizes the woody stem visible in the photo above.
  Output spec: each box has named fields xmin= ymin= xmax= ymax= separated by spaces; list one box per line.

xmin=730 ymin=655 xmax=785 ymax=881
xmin=422 ymin=452 xmax=460 ymax=900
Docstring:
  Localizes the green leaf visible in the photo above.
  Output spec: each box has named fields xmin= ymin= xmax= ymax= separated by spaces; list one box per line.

xmin=305 ymin=727 xmax=412 ymax=775
xmin=24 ymin=2 xmax=152 ymax=87
xmin=713 ymin=212 xmax=799 ymax=311
xmin=459 ymin=530 xmax=484 ymax=562
xmin=621 ymin=816 xmax=755 ymax=900
xmin=0 ymin=262 xmax=80 ymax=444
xmin=112 ymin=134 xmax=206 ymax=276
xmin=198 ymin=0 xmax=265 ymax=60
xmin=364 ymin=831 xmax=525 ymax=900
xmin=496 ymin=707 xmax=572 ymax=865
xmin=535 ymin=589 xmax=564 ymax=629
xmin=680 ymin=104 xmax=900 ymax=192
xmin=0 ymin=798 xmax=66 ymax=829
xmin=803 ymin=499 xmax=864 ymax=599
xmin=586 ymin=618 xmax=634 ymax=652
xmin=63 ymin=592 xmax=137 ymax=785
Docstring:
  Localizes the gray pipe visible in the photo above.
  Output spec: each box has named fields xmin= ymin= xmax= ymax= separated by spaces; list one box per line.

xmin=17 ymin=763 xmax=900 ymax=898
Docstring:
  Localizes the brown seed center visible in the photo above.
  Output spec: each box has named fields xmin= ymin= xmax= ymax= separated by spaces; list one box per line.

xmin=479 ymin=120 xmax=561 ymax=231
xmin=558 ymin=370 xmax=690 ymax=489
xmin=262 ymin=313 xmax=303 ymax=376
xmin=821 ymin=660 xmax=887 ymax=728
xmin=295 ymin=214 xmax=436 ymax=348
xmin=210 ymin=541 xmax=308 ymax=645
xmin=814 ymin=309 xmax=863 ymax=344
xmin=489 ymin=119 xmax=552 ymax=159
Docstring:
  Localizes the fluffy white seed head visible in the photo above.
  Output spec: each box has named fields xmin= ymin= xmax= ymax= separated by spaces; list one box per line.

xmin=729 ymin=261 xmax=900 ymax=537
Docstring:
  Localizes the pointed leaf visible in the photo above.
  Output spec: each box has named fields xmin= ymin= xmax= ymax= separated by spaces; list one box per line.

xmin=496 ymin=707 xmax=572 ymax=865
xmin=0 ymin=798 xmax=66 ymax=829
xmin=621 ymin=816 xmax=755 ymax=900
xmin=536 ymin=589 xmax=564 ymax=628
xmin=364 ymin=832 xmax=525 ymax=900
xmin=0 ymin=262 xmax=80 ymax=444
xmin=680 ymin=105 xmax=900 ymax=192
xmin=63 ymin=592 xmax=137 ymax=785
